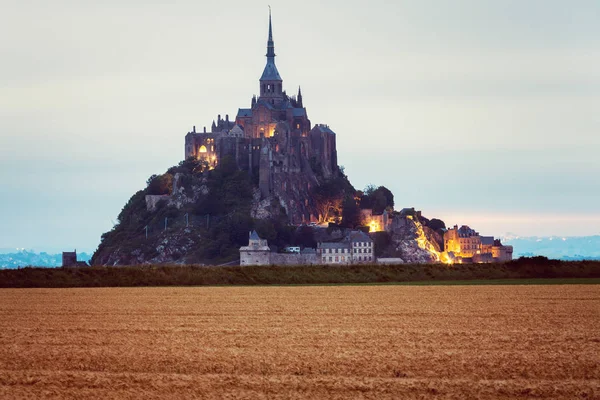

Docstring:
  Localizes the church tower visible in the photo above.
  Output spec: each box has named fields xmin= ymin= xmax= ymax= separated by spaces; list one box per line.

xmin=259 ymin=9 xmax=283 ymax=105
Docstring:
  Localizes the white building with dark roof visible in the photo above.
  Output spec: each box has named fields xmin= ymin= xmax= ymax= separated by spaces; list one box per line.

xmin=317 ymin=230 xmax=375 ymax=264
xmin=240 ymin=231 xmax=271 ymax=266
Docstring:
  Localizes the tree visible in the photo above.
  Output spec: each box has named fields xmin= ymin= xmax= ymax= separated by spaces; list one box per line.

xmin=428 ymin=218 xmax=446 ymax=231
xmin=313 ymin=179 xmax=345 ymax=223
xmin=372 ymin=231 xmax=392 ymax=257
xmin=293 ymin=226 xmax=317 ymax=248
xmin=341 ymin=195 xmax=361 ymax=228
xmin=359 ymin=185 xmax=394 ymax=214
xmin=147 ymin=174 xmax=173 ymax=195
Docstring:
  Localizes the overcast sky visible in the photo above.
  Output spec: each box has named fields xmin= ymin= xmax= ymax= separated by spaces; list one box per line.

xmin=1 ymin=0 xmax=599 ymax=252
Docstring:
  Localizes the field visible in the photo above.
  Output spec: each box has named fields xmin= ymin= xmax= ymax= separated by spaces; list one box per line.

xmin=0 ymin=285 xmax=599 ymax=399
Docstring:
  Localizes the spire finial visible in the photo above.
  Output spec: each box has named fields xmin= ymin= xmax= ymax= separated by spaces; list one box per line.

xmin=266 ymin=6 xmax=275 ymax=58
xmin=268 ymin=5 xmax=272 ymax=40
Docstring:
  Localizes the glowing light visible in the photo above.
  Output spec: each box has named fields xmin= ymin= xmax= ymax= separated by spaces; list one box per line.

xmin=413 ymin=219 xmax=453 ymax=264
xmin=369 ymin=220 xmax=380 ymax=233
xmin=199 ymin=145 xmax=207 ymax=153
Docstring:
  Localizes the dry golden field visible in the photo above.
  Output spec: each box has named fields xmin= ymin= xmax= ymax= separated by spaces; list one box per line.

xmin=0 ymin=285 xmax=599 ymax=399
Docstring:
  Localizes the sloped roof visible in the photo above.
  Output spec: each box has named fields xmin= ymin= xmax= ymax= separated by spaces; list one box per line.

xmin=312 ymin=124 xmax=335 ymax=135
xmin=249 ymin=230 xmax=261 ymax=241
xmin=320 ymin=242 xmax=349 ymax=249
xmin=237 ymin=108 xmax=252 ymax=117
xmin=481 ymin=236 xmax=494 ymax=245
xmin=260 ymin=60 xmax=282 ymax=81
xmin=347 ymin=230 xmax=373 ymax=243
xmin=292 ymin=108 xmax=306 ymax=117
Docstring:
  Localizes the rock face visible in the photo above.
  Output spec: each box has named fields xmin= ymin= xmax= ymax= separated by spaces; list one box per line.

xmin=383 ymin=216 xmax=443 ymax=264
xmin=101 ymin=228 xmax=202 ymax=266
xmin=168 ymin=173 xmax=209 ymax=210
xmin=145 ymin=195 xmax=170 ymax=212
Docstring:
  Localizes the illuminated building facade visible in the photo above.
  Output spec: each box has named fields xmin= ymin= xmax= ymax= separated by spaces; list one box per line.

xmin=444 ymin=225 xmax=513 ymax=263
xmin=360 ymin=209 xmax=391 ymax=233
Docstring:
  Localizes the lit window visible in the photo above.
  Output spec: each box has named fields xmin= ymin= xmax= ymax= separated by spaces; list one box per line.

xmin=199 ymin=145 xmax=207 ymax=153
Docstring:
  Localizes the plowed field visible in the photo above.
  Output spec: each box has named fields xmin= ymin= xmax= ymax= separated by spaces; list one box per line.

xmin=0 ymin=285 xmax=598 ymax=399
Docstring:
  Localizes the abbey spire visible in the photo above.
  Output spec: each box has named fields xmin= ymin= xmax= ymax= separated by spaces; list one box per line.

xmin=260 ymin=7 xmax=283 ymax=101
xmin=266 ymin=7 xmax=275 ymax=59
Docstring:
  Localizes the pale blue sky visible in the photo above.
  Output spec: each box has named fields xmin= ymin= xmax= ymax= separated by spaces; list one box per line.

xmin=1 ymin=0 xmax=599 ymax=252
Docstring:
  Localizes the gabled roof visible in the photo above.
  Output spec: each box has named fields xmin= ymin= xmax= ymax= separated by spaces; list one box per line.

xmin=255 ymin=99 xmax=276 ymax=110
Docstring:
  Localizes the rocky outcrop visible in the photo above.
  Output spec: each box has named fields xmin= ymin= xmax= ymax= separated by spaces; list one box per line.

xmin=385 ymin=216 xmax=442 ymax=264
xmin=145 ymin=195 xmax=170 ymax=212
xmin=168 ymin=173 xmax=208 ymax=210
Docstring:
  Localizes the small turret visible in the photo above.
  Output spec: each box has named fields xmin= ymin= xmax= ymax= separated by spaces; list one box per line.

xmin=211 ymin=120 xmax=217 ymax=132
xmin=297 ymin=86 xmax=303 ymax=108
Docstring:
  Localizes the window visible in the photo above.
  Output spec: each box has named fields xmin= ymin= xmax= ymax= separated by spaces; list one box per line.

xmin=199 ymin=145 xmax=207 ymax=153
xmin=329 ymin=257 xmax=332 ymax=262
xmin=335 ymin=256 xmax=339 ymax=262
xmin=322 ymin=257 xmax=326 ymax=262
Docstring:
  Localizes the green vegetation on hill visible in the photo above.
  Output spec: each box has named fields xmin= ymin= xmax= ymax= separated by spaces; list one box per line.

xmin=92 ymin=155 xmax=361 ymax=265
xmin=2 ymin=259 xmax=599 ymax=288
xmin=92 ymin=156 xmax=258 ymax=265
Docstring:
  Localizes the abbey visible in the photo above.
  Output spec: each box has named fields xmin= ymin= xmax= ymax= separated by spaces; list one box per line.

xmin=184 ymin=11 xmax=339 ymax=220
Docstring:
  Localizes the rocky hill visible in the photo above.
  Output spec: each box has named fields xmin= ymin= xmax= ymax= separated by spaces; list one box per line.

xmin=91 ymin=156 xmax=445 ymax=266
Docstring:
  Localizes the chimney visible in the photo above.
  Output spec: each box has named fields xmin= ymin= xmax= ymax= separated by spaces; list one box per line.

xmin=226 ymin=114 xmax=229 ymax=123
xmin=193 ymin=125 xmax=196 ymax=133
xmin=203 ymin=126 xmax=206 ymax=133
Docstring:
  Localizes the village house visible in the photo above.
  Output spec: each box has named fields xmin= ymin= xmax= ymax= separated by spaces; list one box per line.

xmin=317 ymin=230 xmax=374 ymax=264
xmin=239 ymin=230 xmax=375 ymax=266
xmin=443 ymin=225 xmax=513 ymax=263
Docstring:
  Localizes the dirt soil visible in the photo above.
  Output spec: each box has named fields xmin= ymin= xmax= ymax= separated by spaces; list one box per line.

xmin=0 ymin=285 xmax=599 ymax=399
